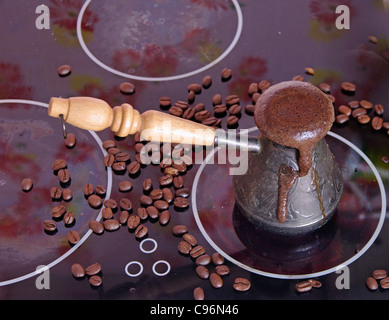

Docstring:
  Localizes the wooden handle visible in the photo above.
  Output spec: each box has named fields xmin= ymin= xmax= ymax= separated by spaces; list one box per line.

xmin=48 ymin=97 xmax=216 ymax=146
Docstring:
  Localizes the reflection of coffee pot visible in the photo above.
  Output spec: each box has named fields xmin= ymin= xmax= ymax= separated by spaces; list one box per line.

xmin=48 ymin=81 xmax=343 ymax=236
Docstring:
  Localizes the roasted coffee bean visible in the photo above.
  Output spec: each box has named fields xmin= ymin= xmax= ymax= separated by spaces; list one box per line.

xmin=159 ymin=174 xmax=173 ymax=186
xmin=188 ymin=83 xmax=202 ymax=94
xmin=164 ymin=167 xmax=180 ymax=176
xmin=183 ymin=107 xmax=195 ymax=120
xmin=213 ymin=104 xmax=227 ymax=115
xmin=118 ymin=180 xmax=133 ymax=192
xmin=89 ymin=275 xmax=102 ymax=287
xmin=42 ymin=219 xmax=57 ymax=232
xmin=338 ymin=105 xmax=352 ymax=116
xmin=336 ymin=114 xmax=349 ymax=124
xmin=309 ymin=279 xmax=322 ymax=288
xmin=366 ymin=276 xmax=379 ymax=290
xmin=102 ymin=140 xmax=116 ymax=149
xmin=119 ymin=198 xmax=132 ymax=211
xmin=193 ymin=287 xmax=205 ymax=300
xmin=348 ymin=100 xmax=359 ymax=109
xmin=211 ymin=252 xmax=224 ymax=265
xmin=368 ymin=35 xmax=378 ymax=43
xmin=341 ymin=81 xmax=356 ymax=93
xmin=172 ymin=162 xmax=187 ymax=172
xmin=134 ymin=224 xmax=148 ymax=238
xmin=71 ymin=263 xmax=85 ymax=278
xmin=318 ymin=82 xmax=331 ymax=93
xmin=140 ymin=195 xmax=153 ymax=206
xmin=115 ymin=152 xmax=131 ymax=163
xmin=248 ymin=82 xmax=259 ymax=96
xmin=212 ymin=94 xmax=223 ymax=106
xmin=225 ymin=95 xmax=240 ymax=106
xmin=52 ymin=159 xmax=67 ymax=171
xmin=252 ymin=93 xmax=262 ymax=103
xmin=352 ymin=107 xmax=367 ymax=118
xmin=215 ymin=265 xmax=230 ymax=276
xmin=137 ymin=207 xmax=148 ymax=220
xmin=58 ymin=168 xmax=70 ymax=184
xmin=233 ymin=277 xmax=251 ymax=291
xmin=102 ymin=207 xmax=113 ymax=220
xmin=360 ymin=99 xmax=373 ymax=109
xmin=159 ymin=96 xmax=172 ymax=108
xmin=62 ymin=188 xmax=72 ymax=201
xmin=174 ymin=197 xmax=189 ymax=209
xmin=227 ymin=115 xmax=239 ymax=127
xmin=95 ymin=185 xmax=106 ymax=197
xmin=146 ymin=206 xmax=159 ymax=219
xmin=295 ymin=280 xmax=312 ymax=293
xmin=162 ymin=187 xmax=174 ymax=204
xmin=292 ymin=75 xmax=304 ymax=81
xmin=50 ymin=186 xmax=62 ymax=199
xmin=178 ymin=240 xmax=192 ymax=254
xmin=195 ymin=110 xmax=211 ymax=122
xmin=83 ymin=183 xmax=94 ymax=197
xmin=174 ymin=100 xmax=189 ymax=110
xmin=89 ymin=220 xmax=104 ymax=234
xmin=65 ymin=133 xmax=76 ymax=148
xmin=86 ymin=262 xmax=102 ymax=276
xmin=258 ymin=80 xmax=271 ymax=92
xmin=67 ymin=230 xmax=80 ymax=245
xmin=372 ymin=116 xmax=383 ymax=130
xmin=202 ymin=75 xmax=212 ymax=88
xmin=229 ymin=104 xmax=242 ymax=115
xmin=104 ymin=154 xmax=115 ymax=167
xmin=119 ymin=81 xmax=135 ymax=94
xmin=159 ymin=210 xmax=170 ymax=225
xmin=245 ymin=104 xmax=256 ymax=115
xmin=221 ymin=67 xmax=232 ymax=81
xmin=112 ymin=161 xmax=126 ymax=172
xmin=154 ymin=200 xmax=169 ymax=211
xmin=305 ymin=67 xmax=315 ymax=75
xmin=380 ymin=277 xmax=389 ymax=289
xmin=63 ymin=211 xmax=75 ymax=225
xmin=150 ymin=189 xmax=163 ymax=200
xmin=127 ymin=214 xmax=141 ymax=229
xmin=58 ymin=64 xmax=71 ymax=77
xmin=183 ymin=233 xmax=197 ymax=246
xmin=190 ymin=245 xmax=205 ymax=258
xmin=193 ymin=103 xmax=205 ymax=113
xmin=196 ymin=265 xmax=210 ymax=279
xmin=374 ymin=104 xmax=384 ymax=115
xmin=175 ymin=187 xmax=190 ymax=198
xmin=210 ymin=272 xmax=223 ymax=288
xmin=119 ymin=210 xmax=130 ymax=224
xmin=373 ymin=269 xmax=387 ymax=280
xmin=103 ymin=219 xmax=120 ymax=231
xmin=196 ymin=254 xmax=211 ymax=266
xmin=173 ymin=176 xmax=184 ymax=189
xmin=108 ymin=147 xmax=121 ymax=155
xmin=384 ymin=122 xmax=389 ymax=130
xmin=201 ymin=116 xmax=218 ymax=126
xmin=51 ymin=205 xmax=66 ymax=219
xmin=169 ymin=106 xmax=183 ymax=117
xmin=88 ymin=194 xmax=102 ymax=208
xmin=128 ymin=161 xmax=141 ymax=175
xmin=357 ymin=114 xmax=371 ymax=124
xmin=104 ymin=198 xmax=117 ymax=210
xmin=20 ymin=178 xmax=33 ymax=192
xmin=172 ymin=224 xmax=188 ymax=236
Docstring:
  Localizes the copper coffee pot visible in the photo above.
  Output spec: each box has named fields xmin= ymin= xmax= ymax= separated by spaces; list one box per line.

xmin=48 ymin=81 xmax=343 ymax=235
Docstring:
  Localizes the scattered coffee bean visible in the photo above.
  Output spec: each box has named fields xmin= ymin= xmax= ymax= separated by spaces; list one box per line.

xmin=95 ymin=185 xmax=106 ymax=197
xmin=187 ymin=83 xmax=202 ymax=94
xmin=174 ymin=100 xmax=189 ymax=110
xmin=115 ymin=152 xmax=131 ymax=163
xmin=245 ymin=104 xmax=256 ymax=115
xmin=233 ymin=277 xmax=251 ymax=292
xmin=134 ymin=224 xmax=148 ymax=238
xmin=305 ymin=67 xmax=315 ymax=75
xmin=65 ymin=133 xmax=76 ymax=148
xmin=202 ymin=75 xmax=212 ymax=88
xmin=193 ymin=287 xmax=205 ymax=300
xmin=368 ymin=35 xmax=378 ymax=44
xmin=182 ymin=107 xmax=195 ymax=120
xmin=195 ymin=110 xmax=211 ymax=122
xmin=146 ymin=205 xmax=159 ymax=219
xmin=83 ymin=183 xmax=94 ymax=197
xmin=57 ymin=64 xmax=71 ymax=77
xmin=119 ymin=198 xmax=132 ymax=211
xmin=154 ymin=200 xmax=169 ymax=211
xmin=372 ymin=116 xmax=383 ymax=130
xmin=164 ymin=166 xmax=180 ymax=176
xmin=169 ymin=106 xmax=183 ymax=117
xmin=127 ymin=214 xmax=141 ymax=230
xmin=175 ymin=187 xmax=190 ymax=198
xmin=89 ymin=275 xmax=103 ymax=287
xmin=51 ymin=205 xmax=66 ymax=219
xmin=67 ymin=230 xmax=80 ymax=245
xmin=63 ymin=211 xmax=75 ymax=225
xmin=380 ymin=277 xmax=389 ymax=289
xmin=118 ymin=180 xmax=133 ymax=192
xmin=108 ymin=147 xmax=120 ymax=155
xmin=352 ymin=107 xmax=367 ymax=118
xmin=196 ymin=254 xmax=211 ymax=266
xmin=308 ymin=279 xmax=322 ymax=288
xmin=21 ymin=178 xmax=33 ymax=192
xmin=221 ymin=67 xmax=232 ymax=81
xmin=42 ymin=219 xmax=57 ymax=232
xmin=159 ymin=174 xmax=173 ymax=186
xmin=357 ymin=114 xmax=371 ymax=124
xmin=137 ymin=207 xmax=148 ymax=220
xmin=258 ymin=80 xmax=271 ymax=92
xmin=62 ymin=188 xmax=72 ymax=201
xmin=193 ymin=103 xmax=205 ymax=113
xmin=140 ymin=195 xmax=153 ymax=206
xmin=295 ymin=280 xmax=313 ymax=293
xmin=360 ymin=99 xmax=373 ymax=109
xmin=104 ymin=154 xmax=115 ymax=167
xmin=374 ymin=104 xmax=384 ymax=115
xmin=366 ymin=276 xmax=378 ymax=290
xmin=119 ymin=210 xmax=129 ymax=224
xmin=58 ymin=168 xmax=70 ymax=184
xmin=88 ymin=194 xmax=102 ymax=209
xmin=211 ymin=252 xmax=224 ymax=265
xmin=103 ymin=219 xmax=120 ymax=231
xmin=112 ymin=161 xmax=127 ymax=172
xmin=318 ymin=82 xmax=331 ymax=93
xmin=248 ymin=82 xmax=259 ymax=96
xmin=174 ymin=196 xmax=189 ymax=209
xmin=215 ymin=265 xmax=230 ymax=276
xmin=336 ymin=114 xmax=349 ymax=124
xmin=159 ymin=210 xmax=171 ymax=225
xmin=128 ymin=161 xmax=141 ymax=175
xmin=373 ymin=269 xmax=387 ymax=280
xmin=209 ymin=272 xmax=223 ymax=288
xmin=85 ymin=262 xmax=102 ymax=276
xmin=348 ymin=100 xmax=359 ymax=109
xmin=341 ymin=81 xmax=356 ymax=93
xmin=102 ymin=140 xmax=116 ymax=149
xmin=159 ymin=96 xmax=172 ymax=108
xmin=292 ymin=75 xmax=304 ymax=81
xmin=71 ymin=263 xmax=85 ymax=278
xmin=104 ymin=198 xmax=117 ymax=210
xmin=102 ymin=207 xmax=114 ymax=220
xmin=190 ymin=245 xmax=205 ymax=258
xmin=338 ymin=105 xmax=352 ymax=116
xmin=196 ymin=265 xmax=210 ymax=279
xmin=162 ymin=187 xmax=174 ymax=204
xmin=178 ymin=240 xmax=192 ymax=254
xmin=229 ymin=104 xmax=242 ymax=115
xmin=52 ymin=159 xmax=67 ymax=171
xmin=172 ymin=224 xmax=188 ymax=236
xmin=119 ymin=82 xmax=135 ymax=94
xmin=89 ymin=220 xmax=104 ymax=234
xmin=50 ymin=186 xmax=62 ymax=199
xmin=150 ymin=189 xmax=163 ymax=200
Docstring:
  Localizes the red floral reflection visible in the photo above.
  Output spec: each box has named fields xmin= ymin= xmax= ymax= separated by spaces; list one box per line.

xmin=190 ymin=0 xmax=229 ymax=11
xmin=0 ymin=62 xmax=32 ymax=99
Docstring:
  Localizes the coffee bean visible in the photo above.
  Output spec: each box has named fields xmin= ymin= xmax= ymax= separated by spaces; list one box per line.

xmin=202 ymin=75 xmax=212 ymax=88
xmin=373 ymin=269 xmax=387 ymax=280
xmin=20 ymin=178 xmax=33 ymax=192
xmin=211 ymin=252 xmax=224 ymax=265
xmin=159 ymin=96 xmax=172 ymax=108
xmin=229 ymin=104 xmax=242 ymax=115
xmin=193 ymin=103 xmax=205 ymax=113
xmin=164 ymin=167 xmax=180 ymax=176
xmin=195 ymin=110 xmax=211 ymax=122
xmin=292 ymin=75 xmax=304 ymax=81
xmin=225 ymin=95 xmax=240 ymax=106
xmin=63 ymin=211 xmax=75 ymax=225
xmin=127 ymin=214 xmax=141 ymax=229
xmin=248 ymin=82 xmax=259 ymax=96
xmin=103 ymin=219 xmax=120 ymax=231
xmin=308 ymin=279 xmax=322 ymax=288
xmin=173 ymin=176 xmax=184 ymax=189
xmin=118 ymin=180 xmax=133 ymax=192
xmin=71 ymin=263 xmax=85 ymax=278
xmin=42 ymin=219 xmax=57 ymax=232
xmin=227 ymin=115 xmax=239 ymax=127
xmin=140 ymin=195 xmax=153 ymax=206
xmin=201 ymin=116 xmax=218 ymax=126
xmin=62 ymin=188 xmax=72 ymax=201
xmin=380 ymin=277 xmax=389 ymax=289
xmin=64 ymin=133 xmax=76 ymax=148
xmin=187 ymin=83 xmax=202 ymax=94
xmin=221 ymin=67 xmax=232 ymax=81
xmin=172 ymin=224 xmax=188 ymax=236
xmin=352 ymin=107 xmax=367 ymax=118
xmin=51 ymin=204 xmax=66 ymax=219
xmin=128 ymin=161 xmax=141 ymax=175
xmin=360 ymin=99 xmax=373 ymax=109
xmin=245 ymin=104 xmax=256 ymax=115
xmin=178 ymin=241 xmax=192 ymax=254
xmin=366 ymin=276 xmax=379 ymax=290
xmin=374 ymin=104 xmax=384 ymax=115
xmin=233 ymin=277 xmax=251 ymax=292
xmin=336 ymin=114 xmax=349 ymax=124
xmin=341 ymin=81 xmax=356 ymax=93
xmin=175 ymin=187 xmax=190 ymax=198
xmin=383 ymin=122 xmax=389 ymax=130
xmin=102 ymin=207 xmax=113 ymax=220
xmin=348 ymin=100 xmax=359 ymax=109
xmin=169 ymin=106 xmax=183 ymax=117
xmin=119 ymin=198 xmax=132 ymax=211
xmin=183 ymin=233 xmax=197 ymax=246
xmin=67 ymin=230 xmax=80 ymax=245
xmin=154 ymin=200 xmax=169 ymax=211
xmin=338 ymin=105 xmax=352 ymax=116
xmin=159 ymin=210 xmax=170 ymax=225
xmin=368 ymin=35 xmax=378 ymax=44
xmin=89 ymin=275 xmax=102 ymax=287
xmin=58 ymin=168 xmax=70 ymax=184
xmin=108 ymin=147 xmax=121 ymax=155
xmin=174 ymin=197 xmax=189 ymax=209
xmin=95 ymin=185 xmax=106 ymax=197
xmin=327 ymin=94 xmax=335 ymax=103
xmin=104 ymin=154 xmax=115 ymax=167
xmin=195 ymin=265 xmax=209 ymax=279
xmin=146 ymin=205 xmax=159 ymax=219
xmin=85 ymin=262 xmax=102 ymax=276
xmin=137 ymin=207 xmax=148 ymax=220
xmin=357 ymin=114 xmax=371 ymax=124
xmin=50 ymin=186 xmax=62 ymax=199
xmin=183 ymin=107 xmax=195 ymax=120
xmin=174 ymin=100 xmax=189 ymax=110
xmin=119 ymin=82 xmax=135 ymax=94
xmin=134 ymin=224 xmax=148 ymax=238
xmin=115 ymin=152 xmax=131 ymax=163
xmin=52 ymin=159 xmax=67 ymax=171
xmin=215 ymin=265 xmax=230 ymax=276
xmin=295 ymin=280 xmax=312 ymax=293
xmin=372 ymin=116 xmax=383 ymax=130
xmin=83 ymin=183 xmax=94 ymax=197
xmin=193 ymin=287 xmax=205 ymax=300
xmin=318 ymin=82 xmax=331 ymax=93
xmin=305 ymin=67 xmax=315 ymax=75
xmin=119 ymin=210 xmax=129 ymax=224
xmin=89 ymin=220 xmax=104 ymax=234
xmin=102 ymin=140 xmax=116 ymax=149
xmin=258 ymin=80 xmax=271 ymax=92
xmin=213 ymin=104 xmax=227 ymax=116
xmin=88 ymin=194 xmax=102 ymax=208
xmin=112 ymin=161 xmax=126 ymax=172
xmin=104 ymin=198 xmax=117 ymax=210
xmin=210 ymin=272 xmax=223 ymax=288
xmin=150 ymin=189 xmax=163 ymax=200
xmin=212 ymin=94 xmax=223 ymax=106
xmin=162 ymin=188 xmax=174 ymax=204
xmin=196 ymin=254 xmax=211 ymax=266
xmin=159 ymin=174 xmax=173 ymax=186
xmin=190 ymin=245 xmax=205 ymax=258
xmin=57 ymin=64 xmax=71 ymax=77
